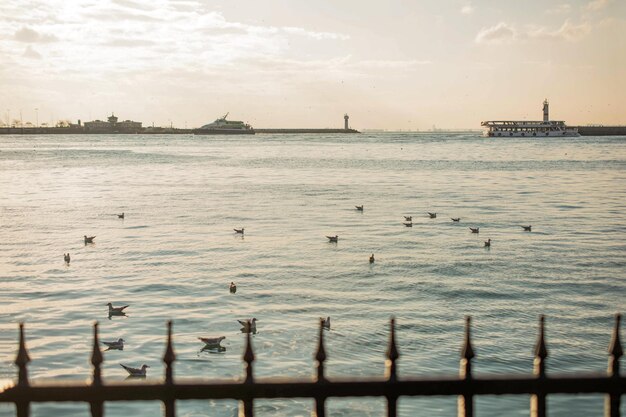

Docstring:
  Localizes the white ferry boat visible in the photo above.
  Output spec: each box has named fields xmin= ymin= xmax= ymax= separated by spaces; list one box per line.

xmin=194 ymin=113 xmax=255 ymax=135
xmin=481 ymin=100 xmax=579 ymax=137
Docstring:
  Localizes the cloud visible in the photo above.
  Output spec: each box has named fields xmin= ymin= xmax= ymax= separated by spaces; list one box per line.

xmin=528 ymin=20 xmax=591 ymax=41
xmin=476 ymin=20 xmax=591 ymax=44
xmin=355 ymin=59 xmax=432 ymax=69
xmin=586 ymin=0 xmax=610 ymax=10
xmin=546 ymin=4 xmax=571 ymax=14
xmin=23 ymin=45 xmax=42 ymax=59
xmin=15 ymin=27 xmax=59 ymax=43
xmin=283 ymin=27 xmax=350 ymax=40
xmin=460 ymin=3 xmax=474 ymax=15
xmin=475 ymin=22 xmax=516 ymax=44
xmin=101 ymin=38 xmax=157 ymax=47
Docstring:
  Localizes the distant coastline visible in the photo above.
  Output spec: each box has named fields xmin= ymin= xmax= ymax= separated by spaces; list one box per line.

xmin=2 ymin=126 xmax=625 ymax=135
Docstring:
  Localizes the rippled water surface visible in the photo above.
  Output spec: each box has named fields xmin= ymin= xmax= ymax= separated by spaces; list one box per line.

xmin=0 ymin=133 xmax=625 ymax=416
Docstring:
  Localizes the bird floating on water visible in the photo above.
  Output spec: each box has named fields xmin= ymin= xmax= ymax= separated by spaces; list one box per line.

xmin=102 ymin=338 xmax=124 ymax=350
xmin=117 ymin=213 xmax=124 ymax=219
xmin=84 ymin=235 xmax=96 ymax=244
xmin=521 ymin=225 xmax=532 ymax=232
xmin=469 ymin=227 xmax=479 ymax=233
xmin=234 ymin=228 xmax=244 ymax=234
xmin=107 ymin=303 xmax=128 ymax=315
xmin=484 ymin=239 xmax=492 ymax=247
xmin=120 ymin=363 xmax=149 ymax=377
xmin=199 ymin=336 xmax=225 ymax=347
xmin=404 ymin=216 xmax=412 ymax=221
xmin=320 ymin=316 xmax=331 ymax=329
xmin=428 ymin=212 xmax=437 ymax=218
xmin=64 ymin=253 xmax=70 ymax=264
xmin=355 ymin=205 xmax=364 ymax=211
xmin=238 ymin=318 xmax=258 ymax=333
xmin=369 ymin=254 xmax=375 ymax=264
xmin=326 ymin=235 xmax=338 ymax=242
xmin=230 ymin=282 xmax=237 ymax=293
xmin=403 ymin=222 xmax=413 ymax=227
xmin=451 ymin=218 xmax=460 ymax=222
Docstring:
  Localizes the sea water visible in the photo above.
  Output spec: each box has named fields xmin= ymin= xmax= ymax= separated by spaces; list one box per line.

xmin=0 ymin=133 xmax=625 ymax=416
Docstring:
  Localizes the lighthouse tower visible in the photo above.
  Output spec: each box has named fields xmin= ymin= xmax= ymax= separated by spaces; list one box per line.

xmin=344 ymin=114 xmax=349 ymax=130
xmin=543 ymin=99 xmax=549 ymax=122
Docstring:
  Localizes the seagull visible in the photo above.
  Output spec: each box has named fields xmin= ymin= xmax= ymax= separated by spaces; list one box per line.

xmin=521 ymin=225 xmax=532 ymax=232
xmin=234 ymin=228 xmax=244 ymax=234
xmin=198 ymin=336 xmax=225 ymax=347
xmin=484 ymin=239 xmax=492 ymax=247
xmin=451 ymin=218 xmax=460 ymax=222
xmin=469 ymin=227 xmax=479 ymax=233
xmin=355 ymin=205 xmax=364 ymax=211
xmin=120 ymin=364 xmax=149 ymax=377
xmin=428 ymin=212 xmax=437 ymax=218
xmin=107 ymin=303 xmax=129 ymax=315
xmin=403 ymin=222 xmax=413 ymax=227
xmin=117 ymin=213 xmax=124 ymax=219
xmin=320 ymin=317 xmax=331 ymax=329
xmin=238 ymin=318 xmax=258 ymax=332
xmin=64 ymin=253 xmax=70 ymax=264
xmin=229 ymin=282 xmax=237 ymax=293
xmin=326 ymin=235 xmax=338 ymax=242
xmin=84 ymin=235 xmax=96 ymax=244
xmin=369 ymin=254 xmax=375 ymax=264
xmin=102 ymin=338 xmax=124 ymax=350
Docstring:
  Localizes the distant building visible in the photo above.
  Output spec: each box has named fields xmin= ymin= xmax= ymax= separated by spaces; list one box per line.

xmin=84 ymin=113 xmax=142 ymax=132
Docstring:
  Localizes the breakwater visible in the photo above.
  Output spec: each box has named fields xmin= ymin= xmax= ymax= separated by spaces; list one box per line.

xmin=255 ymin=128 xmax=359 ymax=134
xmin=0 ymin=127 xmax=360 ymax=135
xmin=576 ymin=126 xmax=626 ymax=136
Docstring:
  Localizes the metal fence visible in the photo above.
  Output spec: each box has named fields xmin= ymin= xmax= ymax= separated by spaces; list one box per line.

xmin=0 ymin=314 xmax=623 ymax=417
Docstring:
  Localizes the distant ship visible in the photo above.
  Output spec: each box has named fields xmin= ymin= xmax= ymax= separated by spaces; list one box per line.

xmin=481 ymin=100 xmax=579 ymax=137
xmin=193 ymin=113 xmax=255 ymax=135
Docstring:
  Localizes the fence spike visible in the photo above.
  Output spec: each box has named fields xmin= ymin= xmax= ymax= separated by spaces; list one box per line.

xmin=458 ymin=316 xmax=474 ymax=417
xmin=315 ymin=318 xmax=327 ymax=382
xmin=531 ymin=316 xmax=548 ymax=417
xmin=608 ymin=313 xmax=623 ymax=366
xmin=534 ymin=315 xmax=548 ymax=359
xmin=163 ymin=320 xmax=176 ymax=385
xmin=243 ymin=321 xmax=255 ymax=384
xmin=607 ymin=313 xmax=622 ymax=379
xmin=15 ymin=322 xmax=31 ymax=386
xmin=605 ymin=315 xmax=622 ymax=417
xmin=533 ymin=315 xmax=548 ymax=379
xmin=91 ymin=322 xmax=103 ymax=386
xmin=385 ymin=317 xmax=399 ymax=382
xmin=461 ymin=316 xmax=475 ymax=363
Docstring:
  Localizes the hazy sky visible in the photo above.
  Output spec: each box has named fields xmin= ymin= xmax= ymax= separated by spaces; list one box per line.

xmin=1 ymin=0 xmax=624 ymax=129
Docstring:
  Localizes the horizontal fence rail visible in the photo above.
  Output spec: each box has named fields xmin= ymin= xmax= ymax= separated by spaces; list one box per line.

xmin=0 ymin=315 xmax=623 ymax=417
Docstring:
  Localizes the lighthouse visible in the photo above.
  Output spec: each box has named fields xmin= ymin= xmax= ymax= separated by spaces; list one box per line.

xmin=543 ymin=99 xmax=549 ymax=122
xmin=344 ymin=114 xmax=349 ymax=130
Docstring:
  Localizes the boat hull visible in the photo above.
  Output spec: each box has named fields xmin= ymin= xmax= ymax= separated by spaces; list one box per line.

xmin=483 ymin=131 xmax=579 ymax=138
xmin=193 ymin=129 xmax=255 ymax=135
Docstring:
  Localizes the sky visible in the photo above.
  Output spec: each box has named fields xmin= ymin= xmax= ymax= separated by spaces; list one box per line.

xmin=0 ymin=0 xmax=624 ymax=129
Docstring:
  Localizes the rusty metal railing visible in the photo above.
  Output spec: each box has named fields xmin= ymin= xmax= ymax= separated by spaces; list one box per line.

xmin=0 ymin=315 xmax=623 ymax=417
